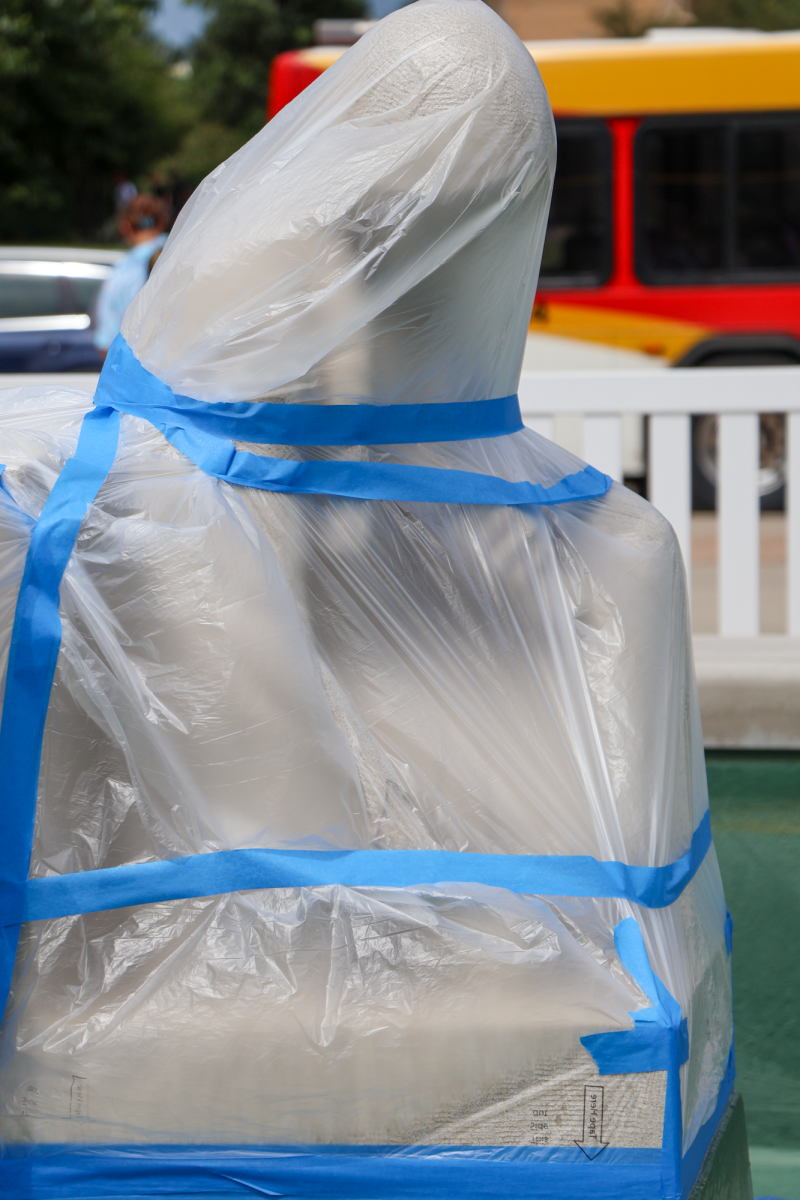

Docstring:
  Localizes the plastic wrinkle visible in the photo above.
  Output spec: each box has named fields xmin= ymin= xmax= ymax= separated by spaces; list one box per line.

xmin=21 ymin=812 xmax=713 ymax=922
xmin=0 ymin=407 xmax=120 ymax=1014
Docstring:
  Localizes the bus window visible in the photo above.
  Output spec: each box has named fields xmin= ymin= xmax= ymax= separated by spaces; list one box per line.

xmin=736 ymin=121 xmax=800 ymax=274
xmin=636 ymin=124 xmax=726 ymax=280
xmin=637 ymin=116 xmax=800 ymax=284
xmin=538 ymin=120 xmax=612 ymax=288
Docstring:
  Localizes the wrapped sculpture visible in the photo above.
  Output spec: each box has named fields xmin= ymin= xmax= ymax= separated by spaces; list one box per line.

xmin=0 ymin=2 xmax=735 ymax=1197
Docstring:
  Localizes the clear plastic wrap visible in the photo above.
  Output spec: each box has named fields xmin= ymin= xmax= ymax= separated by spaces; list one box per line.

xmin=0 ymin=0 xmax=730 ymax=1187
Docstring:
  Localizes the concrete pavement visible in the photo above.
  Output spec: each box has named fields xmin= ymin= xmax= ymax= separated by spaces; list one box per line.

xmin=690 ymin=514 xmax=800 ymax=747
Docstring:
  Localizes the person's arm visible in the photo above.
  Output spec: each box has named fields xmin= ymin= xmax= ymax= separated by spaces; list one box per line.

xmin=93 ymin=255 xmax=148 ymax=360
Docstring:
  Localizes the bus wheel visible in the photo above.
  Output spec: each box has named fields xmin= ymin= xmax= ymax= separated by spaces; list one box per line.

xmin=678 ymin=336 xmax=800 ymax=512
xmin=692 ymin=413 xmax=785 ymax=512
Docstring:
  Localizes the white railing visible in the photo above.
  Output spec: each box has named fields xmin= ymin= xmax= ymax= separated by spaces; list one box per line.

xmin=520 ymin=365 xmax=800 ymax=638
xmin=5 ymin=367 xmax=800 ymax=640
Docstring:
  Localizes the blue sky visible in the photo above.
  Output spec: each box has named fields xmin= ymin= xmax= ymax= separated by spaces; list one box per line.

xmin=150 ymin=0 xmax=208 ymax=48
xmin=150 ymin=0 xmax=408 ymax=46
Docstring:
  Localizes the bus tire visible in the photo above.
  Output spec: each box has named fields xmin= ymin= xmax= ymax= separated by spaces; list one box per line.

xmin=676 ymin=337 xmax=800 ymax=512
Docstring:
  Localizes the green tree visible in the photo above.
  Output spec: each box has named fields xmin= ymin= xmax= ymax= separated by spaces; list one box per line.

xmin=0 ymin=0 xmax=193 ymax=243
xmin=157 ymin=0 xmax=365 ymax=190
xmin=692 ymin=0 xmax=800 ymax=26
xmin=595 ymin=0 xmax=660 ymax=36
xmin=596 ymin=0 xmax=800 ymax=35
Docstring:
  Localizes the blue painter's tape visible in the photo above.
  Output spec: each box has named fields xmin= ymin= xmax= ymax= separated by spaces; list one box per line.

xmin=0 ymin=408 xmax=120 ymax=1018
xmin=96 ymin=336 xmax=525 ymax=446
xmin=680 ymin=1042 xmax=736 ymax=1197
xmin=580 ymin=919 xmax=688 ymax=1199
xmin=725 ymin=910 xmax=733 ymax=957
xmin=146 ymin=419 xmax=611 ymax=508
xmin=582 ymin=1017 xmax=689 ymax=1075
xmin=0 ymin=1143 xmax=664 ymax=1200
xmin=94 ymin=335 xmax=612 ymax=508
xmin=0 ymin=1052 xmax=737 ymax=1200
xmin=0 ymin=1048 xmax=737 ymax=1200
xmin=616 ymin=916 xmax=684 ymax=1026
xmin=21 ymin=812 xmax=712 ymax=922
xmin=581 ymin=919 xmax=688 ymax=1075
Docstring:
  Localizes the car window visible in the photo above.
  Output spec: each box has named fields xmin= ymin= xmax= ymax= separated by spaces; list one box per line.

xmin=0 ymin=273 xmax=67 ymax=318
xmin=539 ymin=121 xmax=613 ymax=288
xmin=68 ymin=276 xmax=105 ymax=315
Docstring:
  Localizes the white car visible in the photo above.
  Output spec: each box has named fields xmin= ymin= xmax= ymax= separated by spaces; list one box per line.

xmin=0 ymin=246 xmax=124 ymax=373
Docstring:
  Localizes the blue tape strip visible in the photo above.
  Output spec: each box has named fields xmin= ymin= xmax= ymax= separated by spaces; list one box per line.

xmin=0 ymin=408 xmax=120 ymax=1014
xmin=141 ymin=417 xmax=611 ymax=507
xmin=0 ymin=1049 xmax=737 ymax=1200
xmin=96 ymin=336 xmax=525 ymax=446
xmin=725 ymin=910 xmax=733 ymax=957
xmin=680 ymin=1041 xmax=736 ymax=1198
xmin=581 ymin=1017 xmax=689 ymax=1075
xmin=95 ymin=336 xmax=612 ymax=507
xmin=581 ymin=918 xmax=688 ymax=1074
xmin=581 ymin=919 xmax=689 ymax=1200
xmin=615 ymin=916 xmax=684 ymax=1026
xmin=20 ymin=812 xmax=712 ymax=922
xmin=0 ymin=1144 xmax=665 ymax=1200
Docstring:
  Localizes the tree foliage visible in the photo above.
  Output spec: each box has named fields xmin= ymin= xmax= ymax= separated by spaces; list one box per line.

xmin=597 ymin=0 xmax=800 ymax=34
xmin=189 ymin=0 xmax=365 ymax=140
xmin=0 ymin=0 xmax=192 ymax=242
xmin=692 ymin=0 xmax=800 ymax=26
xmin=0 ymin=0 xmax=370 ymax=242
xmin=156 ymin=0 xmax=366 ymax=190
xmin=595 ymin=0 xmax=660 ymax=37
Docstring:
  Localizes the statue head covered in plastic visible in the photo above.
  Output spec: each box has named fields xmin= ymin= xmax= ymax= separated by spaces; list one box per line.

xmin=123 ymin=0 xmax=555 ymax=407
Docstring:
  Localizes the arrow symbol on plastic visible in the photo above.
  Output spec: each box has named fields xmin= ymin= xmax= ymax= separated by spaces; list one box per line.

xmin=575 ymin=1085 xmax=609 ymax=1160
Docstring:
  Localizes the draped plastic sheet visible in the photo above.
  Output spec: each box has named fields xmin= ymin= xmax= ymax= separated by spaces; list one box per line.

xmin=0 ymin=0 xmax=730 ymax=1187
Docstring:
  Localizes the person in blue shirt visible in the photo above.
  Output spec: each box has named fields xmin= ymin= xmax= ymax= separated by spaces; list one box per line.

xmin=94 ymin=195 xmax=169 ymax=361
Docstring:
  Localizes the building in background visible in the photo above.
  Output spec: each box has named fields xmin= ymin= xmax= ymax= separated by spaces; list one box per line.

xmin=347 ymin=0 xmax=693 ymax=40
xmin=486 ymin=0 xmax=688 ymax=40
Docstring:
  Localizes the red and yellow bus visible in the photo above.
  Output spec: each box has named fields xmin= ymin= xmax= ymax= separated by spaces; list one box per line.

xmin=268 ymin=32 xmax=800 ymax=501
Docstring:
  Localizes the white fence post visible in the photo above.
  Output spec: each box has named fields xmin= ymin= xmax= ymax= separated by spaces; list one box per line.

xmin=584 ymin=414 xmax=623 ymax=483
xmin=516 ymin=366 xmax=800 ymax=643
xmin=648 ymin=413 xmax=692 ymax=589
xmin=789 ymin=412 xmax=800 ymax=636
xmin=718 ymin=412 xmax=760 ymax=636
